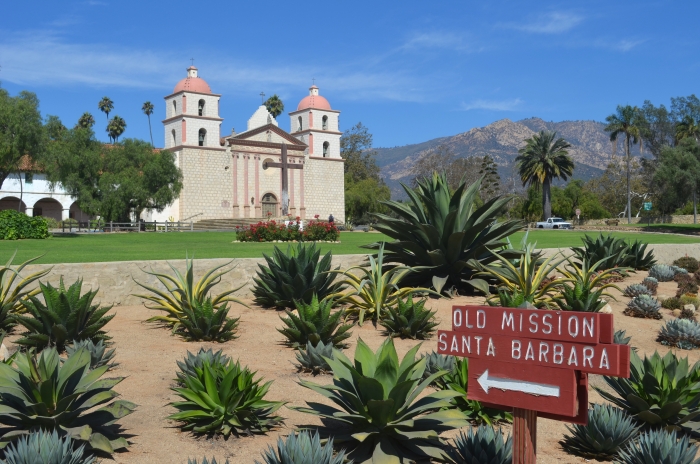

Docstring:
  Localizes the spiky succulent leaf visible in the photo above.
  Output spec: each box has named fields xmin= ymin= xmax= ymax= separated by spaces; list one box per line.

xmin=1 ymin=429 xmax=96 ymax=464
xmin=642 ymin=276 xmax=658 ymax=295
xmin=255 ymin=430 xmax=348 ymax=464
xmin=658 ymin=319 xmax=700 ymax=350
xmin=176 ymin=348 xmax=231 ymax=386
xmin=649 ymin=264 xmax=677 ymax=282
xmin=0 ymin=252 xmax=50 ymax=332
xmin=572 ymin=233 xmax=655 ymax=271
xmin=446 ymin=425 xmax=512 ymax=464
xmin=379 ymin=296 xmax=438 ymax=339
xmin=177 ymin=297 xmax=239 ymax=342
xmin=65 ymin=339 xmax=118 ymax=370
xmin=294 ymin=341 xmax=335 ymax=375
xmin=278 ymin=294 xmax=353 ymax=348
xmin=561 ymin=403 xmax=639 ymax=459
xmin=187 ymin=459 xmax=230 ymax=464
xmin=624 ymin=294 xmax=662 ymax=319
xmin=623 ymin=284 xmax=652 ymax=298
xmin=614 ymin=329 xmax=632 ymax=346
xmin=420 ymin=351 xmax=456 ymax=385
xmin=616 ymin=429 xmax=700 ymax=464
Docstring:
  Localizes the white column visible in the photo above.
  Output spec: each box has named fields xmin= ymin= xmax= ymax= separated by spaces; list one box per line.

xmin=61 ymin=209 xmax=70 ymax=220
xmin=25 ymin=208 xmax=33 ymax=217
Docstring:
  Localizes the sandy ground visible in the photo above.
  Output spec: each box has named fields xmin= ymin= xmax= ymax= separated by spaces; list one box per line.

xmin=9 ymin=272 xmax=695 ymax=463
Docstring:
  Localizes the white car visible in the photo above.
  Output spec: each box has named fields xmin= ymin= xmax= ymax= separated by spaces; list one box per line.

xmin=535 ymin=217 xmax=572 ymax=229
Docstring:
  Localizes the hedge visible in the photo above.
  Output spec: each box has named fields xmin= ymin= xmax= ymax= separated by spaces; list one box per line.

xmin=0 ymin=210 xmax=50 ymax=240
xmin=236 ymin=219 xmax=339 ymax=242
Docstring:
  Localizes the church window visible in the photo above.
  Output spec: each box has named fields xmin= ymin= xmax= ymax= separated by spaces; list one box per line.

xmin=323 ymin=141 xmax=330 ymax=157
xmin=297 ymin=116 xmax=303 ymax=132
xmin=24 ymin=173 xmax=33 ymax=184
xmin=322 ymin=115 xmax=328 ymax=130
xmin=173 ymin=100 xmax=177 ymax=115
xmin=171 ymin=129 xmax=176 ymax=146
xmin=198 ymin=129 xmax=207 ymax=147
xmin=198 ymin=99 xmax=205 ymax=116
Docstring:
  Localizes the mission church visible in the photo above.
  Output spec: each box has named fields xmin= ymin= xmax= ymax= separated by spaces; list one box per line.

xmin=149 ymin=66 xmax=346 ymax=224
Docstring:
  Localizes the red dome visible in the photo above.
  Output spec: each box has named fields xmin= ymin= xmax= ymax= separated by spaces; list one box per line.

xmin=173 ymin=66 xmax=212 ymax=94
xmin=297 ymin=86 xmax=331 ymax=110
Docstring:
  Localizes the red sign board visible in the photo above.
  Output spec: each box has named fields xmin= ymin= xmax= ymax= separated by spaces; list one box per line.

xmin=438 ymin=305 xmax=630 ymax=422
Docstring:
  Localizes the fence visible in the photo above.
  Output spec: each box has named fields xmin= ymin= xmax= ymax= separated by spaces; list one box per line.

xmin=59 ymin=221 xmax=195 ymax=233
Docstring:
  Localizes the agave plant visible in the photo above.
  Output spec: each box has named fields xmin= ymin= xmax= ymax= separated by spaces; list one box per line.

xmin=176 ymin=348 xmax=231 ymax=386
xmin=379 ymin=296 xmax=438 ymax=339
xmin=13 ymin=278 xmax=114 ymax=352
xmin=480 ymin=244 xmax=567 ymax=308
xmin=133 ymin=256 xmax=244 ymax=328
xmin=624 ymin=294 xmax=662 ymax=319
xmin=0 ymin=347 xmax=135 ymax=453
xmin=169 ymin=359 xmax=285 ymax=436
xmin=616 ymin=429 xmax=700 ymax=464
xmin=292 ymin=337 xmax=469 ymax=463
xmin=176 ymin=298 xmax=239 ymax=342
xmin=420 ymin=351 xmax=456 ymax=384
xmin=446 ymin=425 xmax=512 ymax=464
xmin=335 ymin=244 xmax=437 ymax=325
xmin=294 ymin=340 xmax=335 ymax=375
xmin=0 ymin=253 xmax=50 ymax=332
xmin=596 ymin=350 xmax=700 ymax=433
xmin=623 ymin=283 xmax=652 ymax=298
xmin=626 ymin=240 xmax=657 ymax=270
xmin=649 ymin=264 xmax=677 ymax=282
xmin=255 ymin=430 xmax=348 ymax=464
xmin=614 ymin=329 xmax=632 ymax=346
xmin=572 ymin=233 xmax=655 ymax=271
xmin=65 ymin=339 xmax=117 ymax=370
xmin=657 ymin=319 xmax=700 ymax=350
xmin=489 ymin=288 xmax=533 ymax=307
xmin=188 ymin=459 xmax=229 ymax=464
xmin=560 ymin=403 xmax=639 ymax=459
xmin=435 ymin=357 xmax=512 ymax=425
xmin=673 ymin=265 xmax=690 ymax=275
xmin=676 ymin=257 xmax=700 ymax=273
xmin=278 ymin=294 xmax=352 ymax=348
xmin=553 ymin=257 xmax=623 ymax=312
xmin=252 ymin=243 xmax=345 ymax=308
xmin=1 ymin=429 xmax=96 ymax=464
xmin=366 ymin=173 xmax=523 ymax=295
xmin=642 ymin=276 xmax=658 ymax=295
xmin=680 ymin=306 xmax=697 ymax=320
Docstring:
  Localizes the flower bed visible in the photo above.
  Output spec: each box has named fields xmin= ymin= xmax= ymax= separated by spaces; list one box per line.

xmin=236 ymin=218 xmax=339 ymax=242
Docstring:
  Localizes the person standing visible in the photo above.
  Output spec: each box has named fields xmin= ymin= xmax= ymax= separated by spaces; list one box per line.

xmin=328 ymin=214 xmax=334 ymax=224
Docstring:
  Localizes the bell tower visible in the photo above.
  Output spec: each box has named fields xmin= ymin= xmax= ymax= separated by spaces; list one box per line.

xmin=289 ymin=85 xmax=341 ymax=158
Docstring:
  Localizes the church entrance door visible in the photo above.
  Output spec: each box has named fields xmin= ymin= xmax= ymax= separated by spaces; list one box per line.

xmin=261 ymin=193 xmax=278 ymax=218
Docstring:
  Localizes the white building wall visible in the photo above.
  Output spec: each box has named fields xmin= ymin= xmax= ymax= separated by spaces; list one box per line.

xmin=0 ymin=173 xmax=79 ymax=220
xmin=186 ymin=118 xmax=221 ymax=148
xmin=164 ymin=120 xmax=182 ymax=149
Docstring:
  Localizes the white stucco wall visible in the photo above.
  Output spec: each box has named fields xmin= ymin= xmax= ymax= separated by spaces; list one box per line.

xmin=0 ymin=173 xmax=83 ymax=221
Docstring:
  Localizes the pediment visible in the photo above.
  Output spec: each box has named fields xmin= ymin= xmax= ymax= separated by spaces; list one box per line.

xmin=227 ymin=124 xmax=306 ymax=147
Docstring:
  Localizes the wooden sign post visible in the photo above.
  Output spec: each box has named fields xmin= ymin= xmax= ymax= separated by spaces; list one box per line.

xmin=438 ymin=305 xmax=630 ymax=463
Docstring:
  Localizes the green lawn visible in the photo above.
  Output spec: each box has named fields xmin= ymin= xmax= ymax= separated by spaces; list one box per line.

xmin=620 ymin=223 xmax=700 ymax=232
xmin=1 ymin=229 xmax=699 ymax=265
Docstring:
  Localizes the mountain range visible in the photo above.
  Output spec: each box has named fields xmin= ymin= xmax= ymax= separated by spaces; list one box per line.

xmin=375 ymin=117 xmax=641 ymax=198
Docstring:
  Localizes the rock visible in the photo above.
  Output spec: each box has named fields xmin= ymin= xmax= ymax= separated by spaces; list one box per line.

xmin=600 ymin=303 xmax=613 ymax=314
xmin=684 ymin=304 xmax=696 ymax=313
xmin=658 ymin=294 xmax=671 ymax=302
xmin=673 ymin=309 xmax=682 ymax=317
xmin=0 ymin=343 xmax=9 ymax=362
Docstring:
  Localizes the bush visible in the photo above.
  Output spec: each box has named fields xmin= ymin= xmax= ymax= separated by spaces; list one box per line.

xmin=0 ymin=210 xmax=49 ymax=240
xmin=675 ymin=256 xmax=700 ymax=273
xmin=447 ymin=425 xmax=512 ymax=464
xmin=255 ymin=430 xmax=347 ymax=464
xmin=277 ymin=294 xmax=352 ymax=348
xmin=1 ymin=429 xmax=96 ymax=464
xmin=253 ymin=243 xmax=345 ymax=309
xmin=616 ymin=429 xmax=700 ymax=464
xmin=236 ymin=219 xmax=339 ymax=242
xmin=680 ymin=294 xmax=700 ymax=309
xmin=560 ymin=403 xmax=639 ymax=459
xmin=662 ymin=296 xmax=682 ymax=309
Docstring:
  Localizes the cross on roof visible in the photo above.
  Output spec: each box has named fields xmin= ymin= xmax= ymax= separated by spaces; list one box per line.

xmin=260 ymin=92 xmax=266 ymax=104
xmin=190 ymin=58 xmax=194 ymax=66
xmin=312 ymin=78 xmax=316 ymax=85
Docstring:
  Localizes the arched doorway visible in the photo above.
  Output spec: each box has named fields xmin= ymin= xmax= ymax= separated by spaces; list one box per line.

xmin=0 ymin=197 xmax=26 ymax=213
xmin=261 ymin=193 xmax=278 ymax=218
xmin=33 ymin=198 xmax=63 ymax=221
xmin=69 ymin=201 xmax=91 ymax=222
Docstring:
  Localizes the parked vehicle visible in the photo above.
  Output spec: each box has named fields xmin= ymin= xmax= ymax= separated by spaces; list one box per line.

xmin=535 ymin=217 xmax=572 ymax=229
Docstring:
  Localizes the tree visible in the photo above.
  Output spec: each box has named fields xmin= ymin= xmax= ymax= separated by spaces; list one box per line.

xmin=264 ymin=95 xmax=284 ymax=119
xmin=45 ymin=115 xmax=67 ymax=141
xmin=638 ymin=100 xmax=674 ymax=158
xmin=142 ymin=102 xmax=155 ymax=147
xmin=515 ymin=130 xmax=574 ymax=221
xmin=605 ymin=105 xmax=644 ymax=224
xmin=77 ymin=112 xmax=95 ymax=129
xmin=653 ymin=139 xmax=700 ymax=222
xmin=45 ymin=129 xmax=183 ymax=221
xmin=675 ymin=115 xmax=700 ymax=144
xmin=107 ymin=116 xmax=126 ymax=143
xmin=344 ymin=175 xmax=390 ymax=224
xmin=0 ymin=89 xmax=43 ymax=190
xmin=98 ymin=97 xmax=113 ymax=121
xmin=410 ymin=144 xmax=455 ymax=187
xmin=478 ymin=155 xmax=501 ymax=201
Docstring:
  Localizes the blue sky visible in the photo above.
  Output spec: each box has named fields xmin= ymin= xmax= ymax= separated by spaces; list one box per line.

xmin=1 ymin=1 xmax=698 ymax=148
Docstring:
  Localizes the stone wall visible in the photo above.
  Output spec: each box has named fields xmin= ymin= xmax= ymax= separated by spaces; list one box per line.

xmin=179 ymin=148 xmax=232 ymax=221
xmin=578 ymin=215 xmax=700 ymax=225
xmin=303 ymin=156 xmax=345 ymax=223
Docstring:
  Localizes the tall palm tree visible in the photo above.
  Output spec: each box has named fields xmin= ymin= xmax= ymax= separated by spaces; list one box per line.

xmin=77 ymin=112 xmax=95 ymax=129
xmin=264 ymin=94 xmax=284 ymax=119
xmin=605 ymin=105 xmax=643 ymax=224
xmin=107 ymin=116 xmax=127 ymax=143
xmin=142 ymin=101 xmax=155 ymax=146
xmin=516 ymin=131 xmax=574 ymax=221
xmin=675 ymin=115 xmax=700 ymax=144
xmin=98 ymin=97 xmax=114 ymax=121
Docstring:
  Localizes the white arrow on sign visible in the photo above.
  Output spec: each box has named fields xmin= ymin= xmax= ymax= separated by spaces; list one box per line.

xmin=477 ymin=370 xmax=560 ymax=397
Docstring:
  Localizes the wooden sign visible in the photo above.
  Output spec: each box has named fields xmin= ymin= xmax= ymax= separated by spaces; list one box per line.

xmin=438 ymin=305 xmax=631 ymax=463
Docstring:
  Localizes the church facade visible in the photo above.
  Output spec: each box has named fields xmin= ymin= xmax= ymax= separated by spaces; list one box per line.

xmin=151 ymin=66 xmax=345 ymax=223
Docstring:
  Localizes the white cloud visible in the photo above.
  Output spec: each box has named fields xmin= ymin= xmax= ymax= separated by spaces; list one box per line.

xmin=461 ymin=98 xmax=523 ymax=111
xmin=400 ymin=32 xmax=474 ymax=52
xmin=506 ymin=12 xmax=584 ymax=34
xmin=599 ymin=38 xmax=645 ymax=52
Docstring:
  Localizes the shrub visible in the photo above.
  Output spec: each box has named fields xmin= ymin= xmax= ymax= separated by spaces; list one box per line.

xmin=658 ymin=319 xmax=700 ymax=350
xmin=0 ymin=210 xmax=49 ymax=240
xmin=616 ymin=429 xmax=700 ymax=464
xmin=572 ymin=233 xmax=655 ymax=271
xmin=1 ymin=429 xmax=96 ymax=464
xmin=677 ymin=281 xmax=699 ymax=297
xmin=435 ymin=357 xmax=512 ymax=425
xmin=420 ymin=350 xmax=456 ymax=384
xmin=680 ymin=306 xmax=697 ymax=320
xmin=176 ymin=348 xmax=230 ymax=386
xmin=680 ymin=294 xmax=700 ymax=309
xmin=623 ymin=283 xmax=652 ymax=298
xmin=169 ymin=359 xmax=284 ymax=437
xmin=446 ymin=426 xmax=512 ymax=464
xmin=176 ymin=298 xmax=239 ymax=342
xmin=292 ymin=337 xmax=469 ymax=463
xmin=255 ymin=430 xmax=347 ymax=464
xmin=336 ymin=244 xmax=437 ymax=325
xmin=597 ymin=350 xmax=700 ymax=433
xmin=252 ymin=243 xmax=345 ymax=309
xmin=366 ymin=173 xmax=523 ymax=295
xmin=642 ymin=276 xmax=658 ymax=295
xmin=675 ymin=256 xmax=700 ymax=273
xmin=134 ymin=257 xmax=245 ymax=329
xmin=560 ymin=403 xmax=639 ymax=459
xmin=65 ymin=339 xmax=117 ymax=370
xmin=294 ymin=341 xmax=335 ymax=375
xmin=0 ymin=253 xmax=50 ymax=332
xmin=649 ymin=264 xmax=677 ymax=282
xmin=662 ymin=296 xmax=682 ymax=309
xmin=0 ymin=348 xmax=135 ymax=453
xmin=236 ymin=219 xmax=339 ymax=242
xmin=13 ymin=278 xmax=114 ymax=352
xmin=277 ymin=294 xmax=352 ymax=348
xmin=624 ymin=294 xmax=662 ymax=319
xmin=379 ymin=296 xmax=438 ymax=339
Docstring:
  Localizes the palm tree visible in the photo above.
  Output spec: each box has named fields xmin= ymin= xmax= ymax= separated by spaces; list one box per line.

xmin=107 ymin=116 xmax=127 ymax=143
xmin=516 ymin=131 xmax=574 ymax=221
xmin=264 ymin=94 xmax=284 ymax=119
xmin=77 ymin=112 xmax=95 ymax=129
xmin=675 ymin=115 xmax=700 ymax=144
xmin=142 ymin=101 xmax=155 ymax=146
xmin=98 ymin=97 xmax=114 ymax=121
xmin=605 ymin=105 xmax=643 ymax=224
